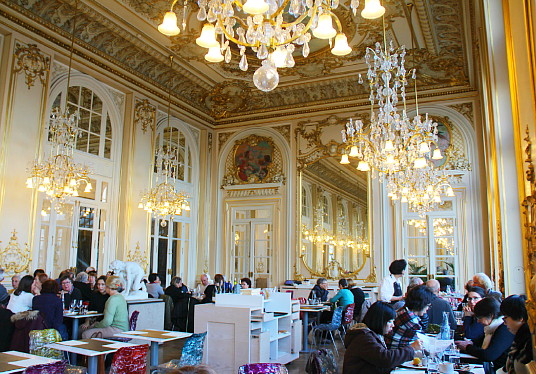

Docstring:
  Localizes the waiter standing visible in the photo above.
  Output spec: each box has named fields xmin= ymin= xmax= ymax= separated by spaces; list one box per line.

xmin=379 ymin=259 xmax=407 ymax=309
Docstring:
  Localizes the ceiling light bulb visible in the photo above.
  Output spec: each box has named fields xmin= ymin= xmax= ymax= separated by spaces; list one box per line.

xmin=158 ymin=11 xmax=181 ymax=36
xmin=357 ymin=161 xmax=370 ymax=171
xmin=196 ymin=24 xmax=219 ymax=48
xmin=386 ymin=154 xmax=395 ymax=164
xmin=384 ymin=140 xmax=395 ymax=152
xmin=205 ymin=46 xmax=224 ymax=62
xmin=361 ymin=0 xmax=385 ymax=19
xmin=419 ymin=141 xmax=430 ymax=154
xmin=26 ymin=178 xmax=33 ymax=188
xmin=414 ymin=157 xmax=427 ymax=168
xmin=349 ymin=145 xmax=359 ymax=157
xmin=331 ymin=33 xmax=352 ymax=56
xmin=138 ymin=202 xmax=143 ymax=209
xmin=242 ymin=0 xmax=269 ymax=15
xmin=446 ymin=186 xmax=455 ymax=197
xmin=340 ymin=154 xmax=350 ymax=164
xmin=270 ymin=47 xmax=287 ymax=68
xmin=313 ymin=14 xmax=337 ymax=39
xmin=432 ymin=148 xmax=443 ymax=160
xmin=401 ymin=196 xmax=408 ymax=203
xmin=433 ymin=195 xmax=442 ymax=203
xmin=43 ymin=177 xmax=50 ymax=185
xmin=85 ymin=182 xmax=93 ymax=192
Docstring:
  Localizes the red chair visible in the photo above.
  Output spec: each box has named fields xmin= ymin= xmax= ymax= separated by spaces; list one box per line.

xmin=23 ymin=361 xmax=66 ymax=374
xmin=341 ymin=303 xmax=355 ymax=336
xmin=109 ymin=344 xmax=149 ymax=374
xmin=112 ymin=310 xmax=140 ymax=343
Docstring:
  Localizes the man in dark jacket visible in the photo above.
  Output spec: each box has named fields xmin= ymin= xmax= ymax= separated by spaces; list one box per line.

xmin=308 ymin=278 xmax=329 ymax=301
xmin=425 ymin=279 xmax=457 ymax=330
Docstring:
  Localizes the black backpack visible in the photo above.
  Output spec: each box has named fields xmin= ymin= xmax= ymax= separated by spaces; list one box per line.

xmin=305 ymin=348 xmax=338 ymax=374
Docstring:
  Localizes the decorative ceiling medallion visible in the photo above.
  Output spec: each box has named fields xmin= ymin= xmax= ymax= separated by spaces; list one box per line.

xmin=13 ymin=42 xmax=50 ymax=89
xmin=134 ymin=99 xmax=156 ymax=133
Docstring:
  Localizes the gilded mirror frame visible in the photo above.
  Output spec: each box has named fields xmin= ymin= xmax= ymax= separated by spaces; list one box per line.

xmin=294 ymin=115 xmax=376 ymax=282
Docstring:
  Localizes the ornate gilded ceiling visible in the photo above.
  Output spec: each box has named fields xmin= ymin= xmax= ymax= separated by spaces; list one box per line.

xmin=0 ymin=0 xmax=474 ymax=125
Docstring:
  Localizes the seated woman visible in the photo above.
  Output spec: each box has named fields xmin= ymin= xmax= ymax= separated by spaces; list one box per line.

xmin=202 ymin=274 xmax=231 ymax=303
xmin=165 ymin=276 xmax=190 ymax=303
xmin=343 ymin=301 xmax=421 ymax=373
xmin=462 ymin=286 xmax=486 ymax=340
xmin=89 ymin=275 xmax=109 ymax=313
xmin=308 ymin=278 xmax=329 ymax=302
xmin=385 ymin=285 xmax=433 ymax=349
xmin=240 ymin=278 xmax=252 ymax=289
xmin=31 ymin=273 xmax=48 ymax=296
xmin=456 ymin=297 xmax=514 ymax=374
xmin=81 ymin=276 xmax=128 ymax=339
xmin=32 ymin=279 xmax=68 ymax=340
xmin=7 ymin=275 xmax=34 ymax=313
xmin=147 ymin=273 xmax=165 ymax=298
xmin=329 ymin=279 xmax=354 ymax=308
xmin=497 ymin=295 xmax=532 ymax=374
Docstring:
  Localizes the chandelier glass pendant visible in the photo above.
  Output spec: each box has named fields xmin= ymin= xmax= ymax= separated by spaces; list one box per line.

xmin=26 ymin=0 xmax=92 ymax=213
xmin=138 ymin=56 xmax=190 ymax=227
xmin=340 ymin=36 xmax=454 ymax=214
xmin=158 ymin=0 xmax=386 ymax=91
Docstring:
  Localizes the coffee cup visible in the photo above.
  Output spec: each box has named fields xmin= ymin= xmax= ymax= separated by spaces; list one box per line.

xmin=438 ymin=362 xmax=455 ymax=374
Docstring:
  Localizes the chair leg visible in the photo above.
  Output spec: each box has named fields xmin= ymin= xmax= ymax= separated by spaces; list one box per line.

xmin=328 ymin=331 xmax=338 ymax=356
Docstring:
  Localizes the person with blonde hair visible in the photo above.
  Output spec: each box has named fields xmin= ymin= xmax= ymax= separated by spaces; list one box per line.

xmin=81 ymin=275 xmax=128 ymax=339
xmin=473 ymin=273 xmax=502 ymax=301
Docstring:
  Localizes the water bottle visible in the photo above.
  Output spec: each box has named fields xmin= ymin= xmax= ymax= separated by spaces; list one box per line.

xmin=440 ymin=311 xmax=451 ymax=340
xmin=233 ymin=278 xmax=241 ymax=294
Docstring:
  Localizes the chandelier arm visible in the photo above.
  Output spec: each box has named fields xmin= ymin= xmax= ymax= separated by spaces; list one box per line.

xmin=169 ymin=0 xmax=180 ymax=11
xmin=330 ymin=13 xmax=344 ymax=33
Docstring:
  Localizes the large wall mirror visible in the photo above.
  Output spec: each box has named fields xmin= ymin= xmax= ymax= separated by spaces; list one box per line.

xmin=295 ymin=115 xmax=375 ymax=282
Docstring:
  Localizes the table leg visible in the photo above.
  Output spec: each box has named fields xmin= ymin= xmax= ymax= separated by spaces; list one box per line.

xmin=71 ymin=318 xmax=79 ymax=365
xmin=88 ymin=356 xmax=97 ymax=374
xmin=301 ymin=311 xmax=309 ymax=352
xmin=150 ymin=341 xmax=159 ymax=367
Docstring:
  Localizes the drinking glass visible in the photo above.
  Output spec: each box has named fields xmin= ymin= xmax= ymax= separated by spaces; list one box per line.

xmin=427 ymin=356 xmax=440 ymax=374
xmin=70 ymin=300 xmax=77 ymax=313
xmin=449 ymin=348 xmax=460 ymax=366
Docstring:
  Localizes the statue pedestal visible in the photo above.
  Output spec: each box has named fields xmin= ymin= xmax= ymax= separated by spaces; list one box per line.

xmin=126 ymin=298 xmax=164 ymax=330
xmin=123 ymin=290 xmax=148 ymax=300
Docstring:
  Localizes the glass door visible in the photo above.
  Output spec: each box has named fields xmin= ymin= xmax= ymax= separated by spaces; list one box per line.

xmin=231 ymin=207 xmax=273 ymax=285
xmin=404 ymin=200 xmax=459 ymax=288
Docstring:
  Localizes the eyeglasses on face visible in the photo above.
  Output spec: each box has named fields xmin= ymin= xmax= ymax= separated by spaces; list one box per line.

xmin=467 ymin=297 xmax=481 ymax=301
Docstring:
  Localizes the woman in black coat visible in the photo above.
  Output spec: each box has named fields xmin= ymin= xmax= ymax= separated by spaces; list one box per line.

xmin=343 ymin=301 xmax=421 ymax=374
xmin=32 ymin=279 xmax=68 ymax=340
xmin=165 ymin=276 xmax=190 ymax=303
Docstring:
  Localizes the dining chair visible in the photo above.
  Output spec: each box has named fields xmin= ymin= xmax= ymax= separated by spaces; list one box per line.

xmin=110 ymin=310 xmax=140 ymax=342
xmin=153 ymin=331 xmax=208 ymax=372
xmin=23 ymin=360 xmax=66 ymax=374
xmin=29 ymin=329 xmax=63 ymax=360
xmin=311 ymin=306 xmax=344 ymax=355
xmin=237 ymin=363 xmax=289 ymax=374
xmin=341 ymin=303 xmax=355 ymax=335
xmin=109 ymin=344 xmax=149 ymax=374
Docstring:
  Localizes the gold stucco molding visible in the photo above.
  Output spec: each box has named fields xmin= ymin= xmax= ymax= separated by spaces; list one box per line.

xmin=13 ymin=42 xmax=50 ymax=89
xmin=126 ymin=242 xmax=149 ymax=273
xmin=134 ymin=99 xmax=156 ymax=134
xmin=0 ymin=230 xmax=30 ymax=275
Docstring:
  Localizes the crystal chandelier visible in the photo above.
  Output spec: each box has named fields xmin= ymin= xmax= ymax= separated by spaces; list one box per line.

xmin=26 ymin=0 xmax=92 ymax=213
xmin=138 ymin=146 xmax=190 ymax=226
xmin=158 ymin=0 xmax=387 ymax=91
xmin=340 ymin=37 xmax=455 ymax=214
xmin=138 ymin=56 xmax=190 ymax=226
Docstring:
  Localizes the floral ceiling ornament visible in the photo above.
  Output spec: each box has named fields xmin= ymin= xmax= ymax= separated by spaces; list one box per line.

xmin=134 ymin=99 xmax=156 ymax=134
xmin=13 ymin=42 xmax=50 ymax=89
xmin=0 ymin=230 xmax=30 ymax=275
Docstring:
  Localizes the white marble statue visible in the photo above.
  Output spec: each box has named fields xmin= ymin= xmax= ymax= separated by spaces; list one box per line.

xmin=109 ymin=260 xmax=148 ymax=299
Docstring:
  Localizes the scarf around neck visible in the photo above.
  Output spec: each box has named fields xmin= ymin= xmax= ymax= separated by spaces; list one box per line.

xmin=482 ymin=317 xmax=504 ymax=349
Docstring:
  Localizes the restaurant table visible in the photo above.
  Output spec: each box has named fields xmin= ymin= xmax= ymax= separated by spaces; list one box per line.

xmin=394 ymin=362 xmax=485 ymax=373
xmin=47 ymin=338 xmax=140 ymax=374
xmin=114 ymin=329 xmax=192 ymax=367
xmin=0 ymin=351 xmax=58 ymax=373
xmin=63 ymin=311 xmax=104 ymax=364
xmin=299 ymin=304 xmax=331 ymax=353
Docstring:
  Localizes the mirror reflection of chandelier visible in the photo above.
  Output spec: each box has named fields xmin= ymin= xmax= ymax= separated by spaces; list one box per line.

xmin=340 ymin=37 xmax=455 ymax=214
xmin=158 ymin=0 xmax=387 ymax=91
xmin=138 ymin=56 xmax=190 ymax=227
xmin=26 ymin=0 xmax=92 ymax=213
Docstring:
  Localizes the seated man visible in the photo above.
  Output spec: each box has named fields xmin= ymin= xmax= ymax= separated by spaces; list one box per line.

xmin=425 ymin=279 xmax=456 ymax=330
xmin=199 ymin=273 xmax=212 ymax=294
xmin=308 ymin=278 xmax=329 ymax=302
xmin=60 ymin=276 xmax=83 ymax=310
xmin=146 ymin=273 xmax=165 ymax=298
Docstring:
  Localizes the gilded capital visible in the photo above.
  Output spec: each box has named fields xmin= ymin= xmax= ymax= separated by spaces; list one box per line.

xmin=134 ymin=99 xmax=156 ymax=134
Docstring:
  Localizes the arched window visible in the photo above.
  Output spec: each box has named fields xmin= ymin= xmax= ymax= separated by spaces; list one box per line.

xmin=52 ymin=86 xmax=113 ymax=159
xmin=150 ymin=122 xmax=197 ymax=284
